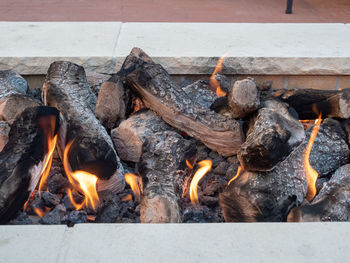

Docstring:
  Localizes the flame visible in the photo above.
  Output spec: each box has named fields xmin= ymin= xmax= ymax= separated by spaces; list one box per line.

xmin=67 ymin=188 xmax=85 ymax=210
xmin=63 ymin=140 xmax=100 ymax=210
xmin=38 ymin=115 xmax=58 ymax=194
xmin=303 ymin=114 xmax=322 ymax=201
xmin=186 ymin=159 xmax=194 ymax=170
xmin=124 ymin=173 xmax=142 ymax=202
xmin=210 ymin=54 xmax=227 ymax=97
xmin=121 ymin=194 xmax=133 ymax=202
xmin=228 ymin=166 xmax=243 ymax=186
xmin=189 ymin=160 xmax=212 ymax=205
xmin=33 ymin=207 xmax=50 ymax=218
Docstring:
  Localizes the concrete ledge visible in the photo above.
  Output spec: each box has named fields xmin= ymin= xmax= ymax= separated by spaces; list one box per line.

xmin=0 ymin=22 xmax=349 ymax=75
xmin=0 ymin=223 xmax=349 ymax=263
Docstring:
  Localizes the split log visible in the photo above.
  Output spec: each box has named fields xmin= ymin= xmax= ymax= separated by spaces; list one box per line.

xmin=85 ymin=71 xmax=110 ymax=96
xmin=288 ymin=164 xmax=350 ymax=222
xmin=227 ymin=78 xmax=260 ymax=118
xmin=111 ymin=110 xmax=171 ymax=163
xmin=238 ymin=100 xmax=305 ymax=171
xmin=140 ymin=131 xmax=196 ymax=223
xmin=95 ymin=81 xmax=126 ymax=130
xmin=42 ymin=61 xmax=125 ymax=193
xmin=121 ymin=47 xmax=244 ymax=157
xmin=267 ymin=88 xmax=350 ymax=119
xmin=220 ymin=119 xmax=349 ymax=222
xmin=342 ymin=119 xmax=350 ymax=146
xmin=0 ymin=106 xmax=60 ymax=223
xmin=0 ymin=70 xmax=41 ymax=124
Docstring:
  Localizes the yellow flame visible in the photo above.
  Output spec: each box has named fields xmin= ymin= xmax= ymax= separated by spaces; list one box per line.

xmin=228 ymin=166 xmax=242 ymax=186
xmin=124 ymin=173 xmax=142 ymax=202
xmin=303 ymin=114 xmax=322 ymax=201
xmin=33 ymin=207 xmax=50 ymax=218
xmin=63 ymin=140 xmax=100 ymax=210
xmin=210 ymin=54 xmax=227 ymax=97
xmin=186 ymin=159 xmax=194 ymax=170
xmin=189 ymin=160 xmax=212 ymax=205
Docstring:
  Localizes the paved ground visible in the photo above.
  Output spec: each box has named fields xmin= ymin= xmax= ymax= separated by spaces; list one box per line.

xmin=0 ymin=0 xmax=349 ymax=22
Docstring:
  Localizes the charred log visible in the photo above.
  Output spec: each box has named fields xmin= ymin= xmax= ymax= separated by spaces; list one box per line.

xmin=220 ymin=119 xmax=349 ymax=222
xmin=238 ymin=100 xmax=305 ymax=171
xmin=139 ymin=131 xmax=196 ymax=223
xmin=227 ymin=78 xmax=260 ymax=118
xmin=111 ymin=110 xmax=171 ymax=163
xmin=42 ymin=61 xmax=124 ymax=193
xmin=267 ymin=88 xmax=350 ymax=119
xmin=182 ymin=79 xmax=217 ymax=109
xmin=121 ymin=47 xmax=244 ymax=157
xmin=0 ymin=106 xmax=60 ymax=223
xmin=288 ymin=164 xmax=350 ymax=222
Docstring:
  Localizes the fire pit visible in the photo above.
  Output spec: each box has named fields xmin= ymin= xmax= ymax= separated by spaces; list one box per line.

xmin=0 ymin=46 xmax=349 ymax=225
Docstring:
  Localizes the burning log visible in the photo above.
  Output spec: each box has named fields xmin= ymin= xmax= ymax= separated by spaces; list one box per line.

xmin=220 ymin=119 xmax=349 ymax=222
xmin=42 ymin=61 xmax=125 ymax=193
xmin=111 ymin=110 xmax=171 ymax=163
xmin=238 ymin=100 xmax=305 ymax=171
xmin=121 ymin=47 xmax=244 ymax=157
xmin=0 ymin=106 xmax=60 ymax=223
xmin=227 ymin=78 xmax=260 ymax=118
xmin=0 ymin=70 xmax=41 ymax=124
xmin=140 ymin=131 xmax=196 ymax=223
xmin=95 ymin=81 xmax=126 ymax=130
xmin=288 ymin=164 xmax=350 ymax=222
xmin=267 ymin=88 xmax=350 ymax=119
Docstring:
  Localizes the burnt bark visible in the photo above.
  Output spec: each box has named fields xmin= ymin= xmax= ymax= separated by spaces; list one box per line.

xmin=220 ymin=119 xmax=349 ymax=222
xmin=121 ymin=47 xmax=244 ymax=157
xmin=227 ymin=78 xmax=260 ymax=118
xmin=288 ymin=164 xmax=350 ymax=222
xmin=0 ymin=106 xmax=60 ymax=223
xmin=111 ymin=110 xmax=172 ymax=163
xmin=182 ymin=79 xmax=217 ymax=109
xmin=267 ymin=88 xmax=350 ymax=119
xmin=139 ymin=131 xmax=196 ymax=223
xmin=42 ymin=61 xmax=124 ymax=193
xmin=238 ymin=100 xmax=305 ymax=171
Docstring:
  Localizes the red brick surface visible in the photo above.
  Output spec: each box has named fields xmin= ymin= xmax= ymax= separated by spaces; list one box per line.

xmin=0 ymin=0 xmax=349 ymax=22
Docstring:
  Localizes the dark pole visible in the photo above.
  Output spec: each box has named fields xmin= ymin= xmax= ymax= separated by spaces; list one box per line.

xmin=286 ymin=0 xmax=293 ymax=14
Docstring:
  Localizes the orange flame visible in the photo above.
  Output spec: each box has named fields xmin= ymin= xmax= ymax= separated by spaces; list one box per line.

xmin=186 ymin=159 xmax=194 ymax=170
xmin=189 ymin=160 xmax=212 ymax=205
xmin=228 ymin=166 xmax=243 ymax=186
xmin=303 ymin=114 xmax=322 ymax=201
xmin=210 ymin=54 xmax=227 ymax=97
xmin=63 ymin=140 xmax=100 ymax=210
xmin=37 ymin=115 xmax=58 ymax=194
xmin=33 ymin=207 xmax=51 ymax=218
xmin=124 ymin=173 xmax=143 ymax=202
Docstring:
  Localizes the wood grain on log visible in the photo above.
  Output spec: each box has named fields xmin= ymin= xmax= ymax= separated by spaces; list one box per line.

xmin=228 ymin=78 xmax=260 ymax=118
xmin=0 ymin=106 xmax=59 ymax=223
xmin=121 ymin=48 xmax=244 ymax=157
xmin=238 ymin=100 xmax=305 ymax=171
xmin=42 ymin=61 xmax=124 ymax=193
xmin=267 ymin=88 xmax=350 ymax=119
xmin=220 ymin=119 xmax=349 ymax=222
xmin=140 ymin=131 xmax=196 ymax=223
xmin=288 ymin=164 xmax=350 ymax=222
xmin=111 ymin=110 xmax=171 ymax=163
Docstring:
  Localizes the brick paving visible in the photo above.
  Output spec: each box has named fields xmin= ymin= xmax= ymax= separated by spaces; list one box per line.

xmin=0 ymin=0 xmax=349 ymax=22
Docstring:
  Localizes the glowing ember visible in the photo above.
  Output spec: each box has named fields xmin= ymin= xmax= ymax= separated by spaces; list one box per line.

xmin=124 ymin=173 xmax=142 ymax=202
xmin=303 ymin=114 xmax=322 ymax=201
xmin=37 ymin=115 xmax=58 ymax=194
xmin=228 ymin=166 xmax=243 ymax=186
xmin=63 ymin=140 xmax=100 ymax=210
xmin=121 ymin=194 xmax=133 ymax=202
xmin=210 ymin=54 xmax=227 ymax=97
xmin=186 ymin=159 xmax=194 ymax=170
xmin=189 ymin=160 xmax=212 ymax=205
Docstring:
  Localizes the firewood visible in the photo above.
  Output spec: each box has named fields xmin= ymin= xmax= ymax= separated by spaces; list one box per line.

xmin=0 ymin=106 xmax=60 ymax=223
xmin=0 ymin=121 xmax=10 ymax=151
xmin=182 ymin=79 xmax=217 ymax=109
xmin=42 ymin=61 xmax=125 ymax=193
xmin=287 ymin=164 xmax=350 ymax=222
xmin=267 ymin=88 xmax=350 ymax=119
xmin=220 ymin=119 xmax=349 ymax=222
xmin=238 ymin=100 xmax=305 ymax=171
xmin=0 ymin=70 xmax=41 ymax=124
xmin=121 ymin=47 xmax=244 ymax=157
xmin=95 ymin=81 xmax=126 ymax=130
xmin=140 ymin=131 xmax=196 ymax=223
xmin=227 ymin=78 xmax=260 ymax=118
xmin=342 ymin=119 xmax=350 ymax=146
xmin=111 ymin=110 xmax=171 ymax=163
